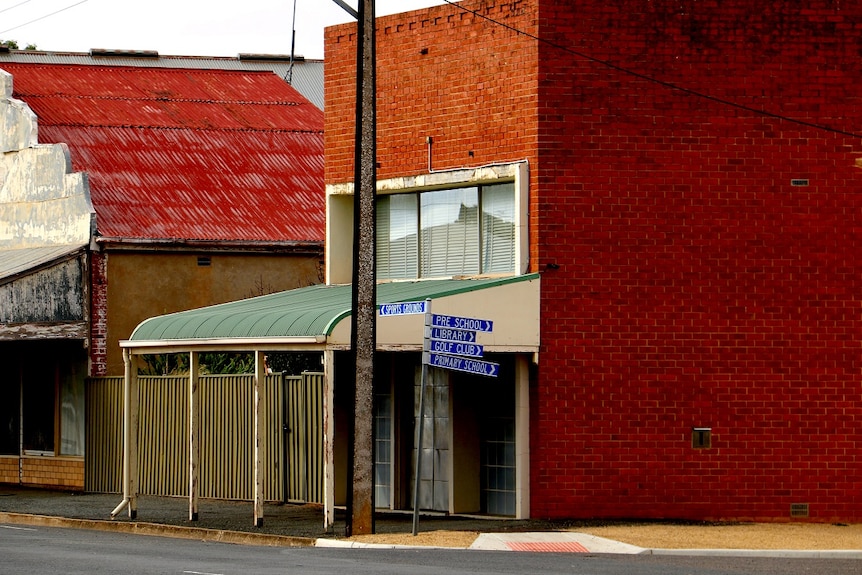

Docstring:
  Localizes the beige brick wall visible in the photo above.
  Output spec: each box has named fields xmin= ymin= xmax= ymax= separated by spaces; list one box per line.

xmin=0 ymin=456 xmax=19 ymax=484
xmin=17 ymin=457 xmax=85 ymax=490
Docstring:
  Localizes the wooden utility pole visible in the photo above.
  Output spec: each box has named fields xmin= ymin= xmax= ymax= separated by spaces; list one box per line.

xmin=346 ymin=0 xmax=377 ymax=536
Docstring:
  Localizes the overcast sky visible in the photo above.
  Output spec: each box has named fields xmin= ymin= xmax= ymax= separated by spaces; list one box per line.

xmin=0 ymin=0 xmax=448 ymax=59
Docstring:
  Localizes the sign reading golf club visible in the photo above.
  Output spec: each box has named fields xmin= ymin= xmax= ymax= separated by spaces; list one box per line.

xmin=429 ymin=339 xmax=484 ymax=357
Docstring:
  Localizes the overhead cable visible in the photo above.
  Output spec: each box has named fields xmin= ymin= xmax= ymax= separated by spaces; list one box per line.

xmin=441 ymin=0 xmax=862 ymax=139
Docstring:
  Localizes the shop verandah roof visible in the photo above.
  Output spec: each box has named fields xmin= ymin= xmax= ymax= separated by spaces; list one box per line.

xmin=123 ymin=274 xmax=540 ymax=352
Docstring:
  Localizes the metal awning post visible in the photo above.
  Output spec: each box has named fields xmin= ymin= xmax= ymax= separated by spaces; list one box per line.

xmin=253 ymin=350 xmax=266 ymax=527
xmin=322 ymin=349 xmax=336 ymax=531
xmin=189 ymin=351 xmax=200 ymax=521
xmin=111 ymin=348 xmax=139 ymax=519
xmin=412 ymin=299 xmax=432 ymax=535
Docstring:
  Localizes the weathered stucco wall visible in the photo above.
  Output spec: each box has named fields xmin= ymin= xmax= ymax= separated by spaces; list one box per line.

xmin=104 ymin=250 xmax=324 ymax=374
xmin=0 ymin=69 xmax=95 ymax=250
xmin=0 ymin=68 xmax=94 ymax=339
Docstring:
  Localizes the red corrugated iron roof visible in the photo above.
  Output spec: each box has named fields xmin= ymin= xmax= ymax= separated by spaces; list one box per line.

xmin=1 ymin=63 xmax=324 ymax=243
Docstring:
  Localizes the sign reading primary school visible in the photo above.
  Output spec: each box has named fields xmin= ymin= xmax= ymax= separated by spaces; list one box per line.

xmin=428 ymin=353 xmax=500 ymax=377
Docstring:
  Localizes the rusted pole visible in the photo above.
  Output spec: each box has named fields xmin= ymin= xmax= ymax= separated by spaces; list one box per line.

xmin=346 ymin=0 xmax=377 ymax=536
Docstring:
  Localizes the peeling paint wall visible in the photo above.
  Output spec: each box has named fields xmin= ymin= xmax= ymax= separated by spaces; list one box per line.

xmin=0 ymin=256 xmax=84 ymax=322
xmin=0 ymin=67 xmax=36 ymax=152
xmin=0 ymin=68 xmax=95 ymax=250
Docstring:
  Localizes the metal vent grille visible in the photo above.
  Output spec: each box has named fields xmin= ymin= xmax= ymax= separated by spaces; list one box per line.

xmin=692 ymin=428 xmax=712 ymax=449
xmin=791 ymin=179 xmax=810 ymax=187
xmin=790 ymin=503 xmax=809 ymax=517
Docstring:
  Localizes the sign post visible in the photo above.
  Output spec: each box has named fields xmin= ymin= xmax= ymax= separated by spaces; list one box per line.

xmin=377 ymin=301 xmax=498 ymax=535
xmin=412 ymin=299 xmax=432 ymax=536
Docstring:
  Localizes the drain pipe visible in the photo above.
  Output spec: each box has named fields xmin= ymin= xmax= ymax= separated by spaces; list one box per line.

xmin=110 ymin=349 xmax=134 ymax=519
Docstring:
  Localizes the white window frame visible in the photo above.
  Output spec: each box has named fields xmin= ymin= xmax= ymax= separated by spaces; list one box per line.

xmin=325 ymin=161 xmax=529 ymax=285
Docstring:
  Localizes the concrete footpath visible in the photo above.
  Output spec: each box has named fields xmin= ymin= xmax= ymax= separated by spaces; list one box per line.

xmin=1 ymin=487 xmax=860 ymax=558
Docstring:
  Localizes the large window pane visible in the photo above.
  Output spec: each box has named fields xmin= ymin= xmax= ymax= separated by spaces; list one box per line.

xmin=60 ymin=358 xmax=86 ymax=456
xmin=420 ymin=188 xmax=479 ymax=277
xmin=481 ymin=182 xmax=516 ymax=273
xmin=377 ymin=194 xmax=418 ymax=279
xmin=23 ymin=361 xmax=55 ymax=453
xmin=0 ymin=370 xmax=19 ymax=455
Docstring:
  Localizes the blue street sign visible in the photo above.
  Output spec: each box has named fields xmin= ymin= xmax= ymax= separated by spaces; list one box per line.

xmin=431 ymin=313 xmax=493 ymax=332
xmin=427 ymin=326 xmax=477 ymax=343
xmin=427 ymin=353 xmax=499 ymax=377
xmin=429 ymin=340 xmax=484 ymax=358
xmin=378 ymin=301 xmax=427 ymax=316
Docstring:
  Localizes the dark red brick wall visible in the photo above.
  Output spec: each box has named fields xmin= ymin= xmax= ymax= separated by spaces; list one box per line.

xmin=535 ymin=0 xmax=862 ymax=521
xmin=325 ymin=0 xmax=862 ymax=521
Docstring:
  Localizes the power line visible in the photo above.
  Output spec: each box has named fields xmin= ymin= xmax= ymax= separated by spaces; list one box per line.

xmin=441 ymin=0 xmax=862 ymax=140
xmin=0 ymin=0 xmax=36 ymax=16
xmin=0 ymin=0 xmax=89 ymax=35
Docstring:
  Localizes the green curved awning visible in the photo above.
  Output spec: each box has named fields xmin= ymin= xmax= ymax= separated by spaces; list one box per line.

xmin=128 ymin=274 xmax=538 ymax=344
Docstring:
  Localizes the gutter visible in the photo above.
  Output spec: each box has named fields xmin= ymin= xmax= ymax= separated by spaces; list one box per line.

xmin=94 ymin=236 xmax=323 ymax=255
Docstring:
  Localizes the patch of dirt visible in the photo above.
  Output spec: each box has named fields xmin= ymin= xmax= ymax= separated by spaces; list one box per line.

xmin=346 ymin=530 xmax=480 ymax=547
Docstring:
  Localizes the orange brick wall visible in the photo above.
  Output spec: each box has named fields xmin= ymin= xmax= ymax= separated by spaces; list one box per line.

xmin=325 ymin=1 xmax=540 ymax=206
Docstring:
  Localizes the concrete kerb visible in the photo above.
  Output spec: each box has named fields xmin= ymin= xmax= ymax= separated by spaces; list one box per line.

xmin=0 ymin=512 xmax=316 ymax=548
xmin=3 ymin=511 xmax=862 ymax=558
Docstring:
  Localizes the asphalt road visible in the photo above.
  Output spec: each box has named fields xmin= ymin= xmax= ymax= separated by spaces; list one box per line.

xmin=2 ymin=523 xmax=861 ymax=575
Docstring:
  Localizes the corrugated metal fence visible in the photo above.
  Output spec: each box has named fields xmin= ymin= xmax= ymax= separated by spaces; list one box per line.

xmin=85 ymin=372 xmax=324 ymax=502
xmin=283 ymin=372 xmax=325 ymax=504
